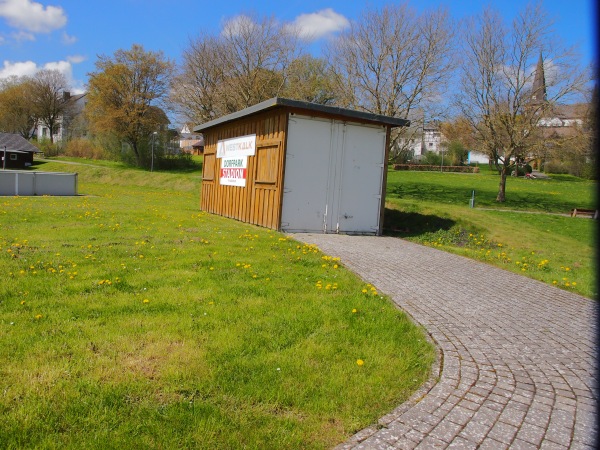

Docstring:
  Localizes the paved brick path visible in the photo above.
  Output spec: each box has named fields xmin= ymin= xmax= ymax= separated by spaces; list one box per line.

xmin=291 ymin=234 xmax=598 ymax=449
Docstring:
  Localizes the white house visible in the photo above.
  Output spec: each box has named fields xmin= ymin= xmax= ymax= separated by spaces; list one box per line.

xmin=179 ymin=124 xmax=204 ymax=154
xmin=395 ymin=122 xmax=446 ymax=161
xmin=36 ymin=92 xmax=88 ymax=143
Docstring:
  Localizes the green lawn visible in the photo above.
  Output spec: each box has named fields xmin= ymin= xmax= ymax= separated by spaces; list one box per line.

xmin=385 ymin=166 xmax=597 ymax=298
xmin=0 ymin=159 xmax=435 ymax=449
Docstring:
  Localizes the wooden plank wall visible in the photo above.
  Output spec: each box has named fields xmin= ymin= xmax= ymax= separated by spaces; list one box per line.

xmin=200 ymin=110 xmax=288 ymax=230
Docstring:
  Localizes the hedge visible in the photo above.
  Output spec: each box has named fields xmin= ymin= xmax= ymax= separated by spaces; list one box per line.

xmin=393 ymin=164 xmax=480 ymax=173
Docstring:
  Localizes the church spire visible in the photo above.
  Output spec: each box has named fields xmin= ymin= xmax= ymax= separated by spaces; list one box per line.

xmin=531 ymin=52 xmax=546 ymax=105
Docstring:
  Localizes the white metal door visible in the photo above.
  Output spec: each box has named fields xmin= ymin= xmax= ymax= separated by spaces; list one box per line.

xmin=280 ymin=116 xmax=332 ymax=232
xmin=336 ymin=123 xmax=386 ymax=233
xmin=281 ymin=115 xmax=385 ymax=234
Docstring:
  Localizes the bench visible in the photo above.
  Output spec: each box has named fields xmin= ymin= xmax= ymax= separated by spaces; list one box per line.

xmin=570 ymin=208 xmax=598 ymax=219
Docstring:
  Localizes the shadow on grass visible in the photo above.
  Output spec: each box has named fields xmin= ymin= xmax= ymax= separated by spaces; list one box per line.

xmin=383 ymin=208 xmax=456 ymax=238
xmin=389 ymin=180 xmax=593 ymax=213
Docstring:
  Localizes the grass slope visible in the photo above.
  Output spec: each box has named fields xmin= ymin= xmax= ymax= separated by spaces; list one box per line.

xmin=0 ymin=160 xmax=435 ymax=449
xmin=385 ymin=167 xmax=597 ymax=299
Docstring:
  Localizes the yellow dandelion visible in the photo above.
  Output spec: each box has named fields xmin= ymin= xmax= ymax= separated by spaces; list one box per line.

xmin=35 ymin=314 xmax=42 ymax=319
xmin=143 ymin=299 xmax=150 ymax=304
xmin=361 ymin=289 xmax=368 ymax=294
xmin=356 ymin=359 xmax=364 ymax=366
xmin=352 ymin=308 xmax=357 ymax=313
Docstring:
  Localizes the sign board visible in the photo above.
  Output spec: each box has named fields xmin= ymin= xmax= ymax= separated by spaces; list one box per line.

xmin=216 ymin=134 xmax=256 ymax=158
xmin=220 ymin=157 xmax=248 ymax=187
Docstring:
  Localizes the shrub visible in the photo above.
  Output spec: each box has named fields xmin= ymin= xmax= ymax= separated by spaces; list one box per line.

xmin=544 ymin=160 xmax=570 ymax=174
xmin=64 ymin=138 xmax=106 ymax=159
xmin=33 ymin=139 xmax=61 ymax=157
xmin=156 ymin=153 xmax=200 ymax=170
xmin=392 ymin=164 xmax=479 ymax=173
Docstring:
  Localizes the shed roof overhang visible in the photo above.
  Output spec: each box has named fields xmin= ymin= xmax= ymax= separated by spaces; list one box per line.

xmin=194 ymin=97 xmax=410 ymax=132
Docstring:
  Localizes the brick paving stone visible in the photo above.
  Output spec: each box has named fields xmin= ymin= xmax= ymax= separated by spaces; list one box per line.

xmin=291 ymin=234 xmax=598 ymax=449
xmin=478 ymin=437 xmax=509 ymax=450
xmin=487 ymin=420 xmax=519 ymax=444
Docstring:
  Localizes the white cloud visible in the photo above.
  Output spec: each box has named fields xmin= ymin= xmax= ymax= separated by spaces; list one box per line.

xmin=0 ymin=60 xmax=38 ymax=78
xmin=0 ymin=0 xmax=67 ymax=33
xmin=10 ymin=30 xmax=35 ymax=41
xmin=67 ymin=54 xmax=85 ymax=64
xmin=221 ymin=14 xmax=255 ymax=37
xmin=292 ymin=8 xmax=349 ymax=41
xmin=0 ymin=57 xmax=86 ymax=92
xmin=61 ymin=31 xmax=76 ymax=45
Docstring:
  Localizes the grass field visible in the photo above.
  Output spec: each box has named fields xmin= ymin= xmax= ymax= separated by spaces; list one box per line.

xmin=0 ymin=159 xmax=435 ymax=449
xmin=384 ymin=166 xmax=597 ymax=299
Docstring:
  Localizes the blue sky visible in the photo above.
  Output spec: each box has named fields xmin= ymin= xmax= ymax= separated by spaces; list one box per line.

xmin=0 ymin=0 xmax=596 ymax=94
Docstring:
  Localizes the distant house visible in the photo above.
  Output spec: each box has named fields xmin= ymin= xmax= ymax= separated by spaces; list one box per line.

xmin=467 ymin=150 xmax=490 ymax=165
xmin=36 ymin=92 xmax=88 ymax=143
xmin=0 ymin=132 xmax=40 ymax=169
xmin=179 ymin=124 xmax=204 ymax=154
xmin=537 ymin=103 xmax=588 ymax=139
xmin=395 ymin=122 xmax=446 ymax=161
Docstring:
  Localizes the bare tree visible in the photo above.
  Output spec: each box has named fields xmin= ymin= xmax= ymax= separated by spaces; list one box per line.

xmin=31 ymin=69 xmax=70 ymax=143
xmin=455 ymin=2 xmax=588 ymax=201
xmin=170 ymin=13 xmax=302 ymax=124
xmin=170 ymin=34 xmax=227 ymax=124
xmin=326 ymin=3 xmax=455 ymax=155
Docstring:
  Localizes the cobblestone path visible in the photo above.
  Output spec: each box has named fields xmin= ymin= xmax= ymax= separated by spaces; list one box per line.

xmin=291 ymin=234 xmax=597 ymax=450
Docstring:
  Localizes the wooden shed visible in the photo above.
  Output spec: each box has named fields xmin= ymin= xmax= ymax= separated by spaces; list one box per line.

xmin=0 ymin=132 xmax=40 ymax=169
xmin=194 ymin=97 xmax=409 ymax=235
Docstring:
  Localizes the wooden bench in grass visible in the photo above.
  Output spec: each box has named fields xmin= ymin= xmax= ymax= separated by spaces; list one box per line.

xmin=570 ymin=208 xmax=598 ymax=219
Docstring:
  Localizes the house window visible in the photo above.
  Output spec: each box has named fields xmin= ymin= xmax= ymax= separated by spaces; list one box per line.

xmin=429 ymin=142 xmax=433 ymax=147
xmin=10 ymin=154 xmax=17 ymax=160
xmin=42 ymin=128 xmax=48 ymax=137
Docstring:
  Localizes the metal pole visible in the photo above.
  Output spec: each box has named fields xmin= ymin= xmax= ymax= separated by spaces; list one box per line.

xmin=3 ymin=146 xmax=6 ymax=170
xmin=151 ymin=132 xmax=157 ymax=172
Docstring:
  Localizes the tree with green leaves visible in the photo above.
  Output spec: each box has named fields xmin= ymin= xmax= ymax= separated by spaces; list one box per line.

xmin=86 ymin=44 xmax=174 ymax=167
xmin=0 ymin=76 xmax=38 ymax=138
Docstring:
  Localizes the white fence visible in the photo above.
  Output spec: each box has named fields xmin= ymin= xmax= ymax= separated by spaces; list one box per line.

xmin=0 ymin=171 xmax=78 ymax=196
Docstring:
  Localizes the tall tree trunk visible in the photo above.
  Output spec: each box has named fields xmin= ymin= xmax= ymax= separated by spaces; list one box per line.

xmin=496 ymin=166 xmax=507 ymax=202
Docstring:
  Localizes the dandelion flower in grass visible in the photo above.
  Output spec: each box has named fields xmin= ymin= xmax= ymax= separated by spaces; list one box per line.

xmin=361 ymin=289 xmax=368 ymax=294
xmin=143 ymin=299 xmax=150 ymax=304
xmin=333 ymin=264 xmax=339 ymax=269
xmin=35 ymin=314 xmax=42 ymax=320
xmin=352 ymin=308 xmax=357 ymax=313
xmin=356 ymin=359 xmax=364 ymax=366
xmin=553 ymin=280 xmax=558 ymax=285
